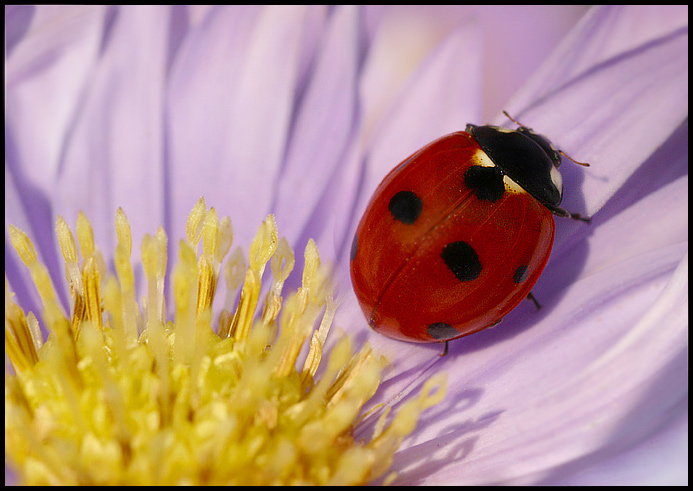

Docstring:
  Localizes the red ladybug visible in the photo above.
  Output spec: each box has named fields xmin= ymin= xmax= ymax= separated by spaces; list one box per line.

xmin=350 ymin=113 xmax=588 ymax=346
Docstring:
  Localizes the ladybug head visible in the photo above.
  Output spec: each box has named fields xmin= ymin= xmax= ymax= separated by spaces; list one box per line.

xmin=465 ymin=122 xmax=565 ymax=212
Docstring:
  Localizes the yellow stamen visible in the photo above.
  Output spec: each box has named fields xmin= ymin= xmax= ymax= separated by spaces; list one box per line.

xmin=5 ymin=282 xmax=38 ymax=372
xmin=5 ymin=197 xmax=445 ymax=485
xmin=113 ymin=208 xmax=139 ymax=345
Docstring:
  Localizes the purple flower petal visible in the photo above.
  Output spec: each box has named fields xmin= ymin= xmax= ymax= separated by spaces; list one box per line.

xmin=272 ymin=6 xmax=360 ymax=250
xmin=58 ymin=6 xmax=170 ymax=254
xmin=167 ymin=6 xmax=316 ymax=248
xmin=6 ymin=6 xmax=108 ymax=311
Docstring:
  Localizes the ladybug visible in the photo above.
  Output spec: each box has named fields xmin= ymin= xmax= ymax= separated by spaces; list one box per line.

xmin=350 ymin=112 xmax=589 ymax=346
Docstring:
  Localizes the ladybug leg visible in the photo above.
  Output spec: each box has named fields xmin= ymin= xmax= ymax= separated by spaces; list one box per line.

xmin=553 ymin=206 xmax=591 ymax=223
xmin=440 ymin=341 xmax=449 ymax=357
xmin=526 ymin=292 xmax=542 ymax=310
xmin=567 ymin=212 xmax=591 ymax=223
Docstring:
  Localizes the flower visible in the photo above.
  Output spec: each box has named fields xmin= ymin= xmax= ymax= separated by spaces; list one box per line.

xmin=6 ymin=5 xmax=688 ymax=485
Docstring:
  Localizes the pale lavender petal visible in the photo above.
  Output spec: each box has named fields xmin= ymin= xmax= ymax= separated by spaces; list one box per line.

xmin=376 ymin=248 xmax=686 ymax=485
xmin=361 ymin=6 xmax=589 ymax=123
xmin=568 ymin=174 xmax=686 ymax=276
xmin=511 ymin=5 xmax=688 ymax=104
xmin=55 ymin=5 xmax=170 ymax=258
xmin=6 ymin=6 xmax=107 ymax=311
xmin=549 ymin=407 xmax=688 ymax=485
xmin=272 ymin=6 xmax=361 ymax=252
xmin=167 ymin=6 xmax=317 ymax=248
xmin=6 ymin=6 xmax=104 ymax=197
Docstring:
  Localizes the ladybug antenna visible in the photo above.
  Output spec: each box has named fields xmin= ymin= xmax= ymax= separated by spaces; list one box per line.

xmin=503 ymin=110 xmax=591 ymax=167
xmin=558 ymin=149 xmax=590 ymax=167
xmin=502 ymin=110 xmax=524 ymax=127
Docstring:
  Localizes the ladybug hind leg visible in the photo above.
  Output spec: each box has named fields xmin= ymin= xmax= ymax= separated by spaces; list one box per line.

xmin=526 ymin=292 xmax=542 ymax=310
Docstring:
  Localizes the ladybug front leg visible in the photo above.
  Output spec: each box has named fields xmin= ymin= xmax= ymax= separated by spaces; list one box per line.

xmin=552 ymin=206 xmax=591 ymax=223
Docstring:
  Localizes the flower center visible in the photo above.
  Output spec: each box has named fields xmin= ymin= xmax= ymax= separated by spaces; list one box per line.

xmin=5 ymin=197 xmax=445 ymax=485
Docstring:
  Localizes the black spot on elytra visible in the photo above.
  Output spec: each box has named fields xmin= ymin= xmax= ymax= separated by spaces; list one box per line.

xmin=350 ymin=233 xmax=358 ymax=261
xmin=464 ymin=165 xmax=505 ymax=202
xmin=513 ymin=265 xmax=529 ymax=283
xmin=389 ymin=190 xmax=422 ymax=224
xmin=427 ymin=322 xmax=459 ymax=340
xmin=441 ymin=241 xmax=482 ymax=282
